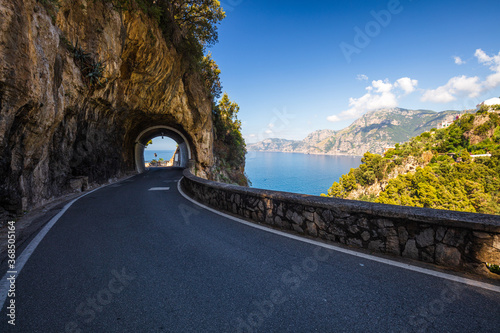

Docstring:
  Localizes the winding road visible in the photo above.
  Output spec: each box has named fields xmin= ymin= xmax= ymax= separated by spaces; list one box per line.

xmin=1 ymin=168 xmax=499 ymax=332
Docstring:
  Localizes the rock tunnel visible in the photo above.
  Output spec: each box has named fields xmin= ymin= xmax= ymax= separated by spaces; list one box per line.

xmin=134 ymin=125 xmax=193 ymax=173
xmin=0 ymin=0 xmax=218 ymax=220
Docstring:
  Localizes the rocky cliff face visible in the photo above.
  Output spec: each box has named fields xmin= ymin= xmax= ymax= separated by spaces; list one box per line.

xmin=0 ymin=0 xmax=214 ymax=221
xmin=248 ymin=108 xmax=461 ymax=155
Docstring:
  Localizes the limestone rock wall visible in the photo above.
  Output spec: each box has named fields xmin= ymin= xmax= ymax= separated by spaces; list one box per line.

xmin=182 ymin=169 xmax=500 ymax=277
xmin=0 ymin=0 xmax=213 ymax=220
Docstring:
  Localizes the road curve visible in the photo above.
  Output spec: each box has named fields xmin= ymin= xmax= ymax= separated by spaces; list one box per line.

xmin=0 ymin=168 xmax=499 ymax=332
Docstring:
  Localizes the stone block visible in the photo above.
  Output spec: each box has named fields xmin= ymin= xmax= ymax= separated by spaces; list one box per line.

xmin=330 ymin=226 xmax=346 ymax=237
xmin=277 ymin=204 xmax=284 ymax=217
xmin=303 ymin=211 xmax=314 ymax=222
xmin=368 ymin=240 xmax=383 ymax=252
xmin=398 ymin=226 xmax=408 ymax=245
xmin=436 ymin=227 xmax=446 ymax=242
xmin=402 ymin=240 xmax=419 ymax=260
xmin=307 ymin=221 xmax=318 ymax=237
xmin=385 ymin=229 xmax=400 ymax=255
xmin=292 ymin=224 xmax=304 ymax=233
xmin=361 ymin=231 xmax=371 ymax=242
xmin=416 ymin=228 xmax=435 ymax=248
xmin=313 ymin=212 xmax=327 ymax=230
xmin=436 ymin=244 xmax=461 ymax=267
xmin=348 ymin=225 xmax=360 ymax=234
xmin=421 ymin=247 xmax=435 ymax=263
xmin=376 ymin=219 xmax=394 ymax=228
xmin=358 ymin=217 xmax=369 ymax=229
xmin=321 ymin=210 xmax=334 ymax=223
xmin=331 ymin=209 xmax=351 ymax=219
xmin=251 ymin=212 xmax=258 ymax=221
xmin=274 ymin=216 xmax=283 ymax=227
xmin=442 ymin=229 xmax=466 ymax=247
xmin=292 ymin=212 xmax=303 ymax=225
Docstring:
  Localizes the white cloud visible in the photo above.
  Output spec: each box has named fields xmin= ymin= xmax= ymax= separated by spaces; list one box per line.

xmin=326 ymin=115 xmax=341 ymax=122
xmin=422 ymin=75 xmax=482 ymax=103
xmin=356 ymin=74 xmax=368 ymax=81
xmin=422 ymin=49 xmax=500 ymax=103
xmin=395 ymin=77 xmax=418 ymax=95
xmin=475 ymin=49 xmax=500 ymax=89
xmin=421 ymin=86 xmax=455 ymax=103
xmin=371 ymin=79 xmax=393 ymax=93
xmin=454 ymin=56 xmax=465 ymax=65
xmin=474 ymin=49 xmax=492 ymax=63
xmin=327 ymin=77 xmax=417 ymax=122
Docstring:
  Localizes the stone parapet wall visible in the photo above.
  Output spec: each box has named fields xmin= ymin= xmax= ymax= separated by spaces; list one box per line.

xmin=181 ymin=170 xmax=500 ymax=276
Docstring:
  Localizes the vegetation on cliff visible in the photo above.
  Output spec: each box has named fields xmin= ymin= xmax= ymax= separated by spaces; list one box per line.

xmin=98 ymin=0 xmax=248 ymax=184
xmin=323 ymin=106 xmax=500 ymax=215
xmin=212 ymin=93 xmax=248 ymax=185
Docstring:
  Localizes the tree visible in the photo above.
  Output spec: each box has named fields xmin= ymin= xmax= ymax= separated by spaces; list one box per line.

xmin=325 ymin=171 xmax=357 ymax=199
xmin=200 ymin=52 xmax=222 ymax=100
xmin=213 ymin=93 xmax=246 ymax=168
xmin=169 ymin=0 xmax=225 ymax=47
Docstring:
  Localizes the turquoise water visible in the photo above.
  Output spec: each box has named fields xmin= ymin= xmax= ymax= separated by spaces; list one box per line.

xmin=144 ymin=150 xmax=362 ymax=196
xmin=144 ymin=150 xmax=175 ymax=162
xmin=245 ymin=152 xmax=362 ymax=196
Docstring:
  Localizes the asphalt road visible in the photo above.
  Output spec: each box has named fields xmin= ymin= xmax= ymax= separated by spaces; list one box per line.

xmin=0 ymin=168 xmax=499 ymax=332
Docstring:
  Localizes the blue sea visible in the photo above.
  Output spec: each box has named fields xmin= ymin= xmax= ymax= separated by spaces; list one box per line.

xmin=144 ymin=150 xmax=362 ymax=196
xmin=144 ymin=150 xmax=175 ymax=162
xmin=245 ymin=152 xmax=362 ymax=196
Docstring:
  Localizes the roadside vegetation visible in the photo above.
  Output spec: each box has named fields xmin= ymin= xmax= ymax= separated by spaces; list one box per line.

xmin=323 ymin=106 xmax=500 ymax=215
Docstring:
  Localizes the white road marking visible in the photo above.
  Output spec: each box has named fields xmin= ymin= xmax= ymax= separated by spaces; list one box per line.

xmin=0 ymin=175 xmax=136 ymax=310
xmin=177 ymin=178 xmax=500 ymax=293
xmin=148 ymin=187 xmax=170 ymax=191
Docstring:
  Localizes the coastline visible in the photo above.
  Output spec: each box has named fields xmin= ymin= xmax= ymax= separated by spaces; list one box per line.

xmin=247 ymin=149 xmax=363 ymax=158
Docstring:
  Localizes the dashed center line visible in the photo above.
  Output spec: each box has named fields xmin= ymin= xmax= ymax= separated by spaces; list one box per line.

xmin=148 ymin=187 xmax=170 ymax=191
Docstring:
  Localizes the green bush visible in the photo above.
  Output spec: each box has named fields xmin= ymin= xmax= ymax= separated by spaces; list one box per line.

xmin=487 ymin=263 xmax=500 ymax=275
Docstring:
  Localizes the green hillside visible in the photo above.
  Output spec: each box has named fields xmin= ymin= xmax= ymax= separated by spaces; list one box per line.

xmin=323 ymin=105 xmax=500 ymax=215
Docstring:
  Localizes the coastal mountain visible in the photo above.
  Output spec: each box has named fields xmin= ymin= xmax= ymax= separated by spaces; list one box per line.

xmin=323 ymin=105 xmax=500 ymax=215
xmin=248 ymin=108 xmax=463 ymax=156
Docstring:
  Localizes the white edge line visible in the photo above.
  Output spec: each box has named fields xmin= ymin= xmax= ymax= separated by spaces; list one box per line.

xmin=177 ymin=178 xmax=500 ymax=294
xmin=0 ymin=175 xmax=136 ymax=309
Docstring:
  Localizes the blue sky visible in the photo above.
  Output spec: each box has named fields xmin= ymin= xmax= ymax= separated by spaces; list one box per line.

xmin=151 ymin=0 xmax=500 ymax=150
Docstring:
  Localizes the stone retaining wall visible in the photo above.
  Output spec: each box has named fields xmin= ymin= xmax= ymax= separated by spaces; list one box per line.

xmin=181 ymin=170 xmax=500 ymax=276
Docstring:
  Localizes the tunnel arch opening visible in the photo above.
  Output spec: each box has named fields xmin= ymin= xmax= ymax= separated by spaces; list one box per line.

xmin=134 ymin=125 xmax=192 ymax=173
